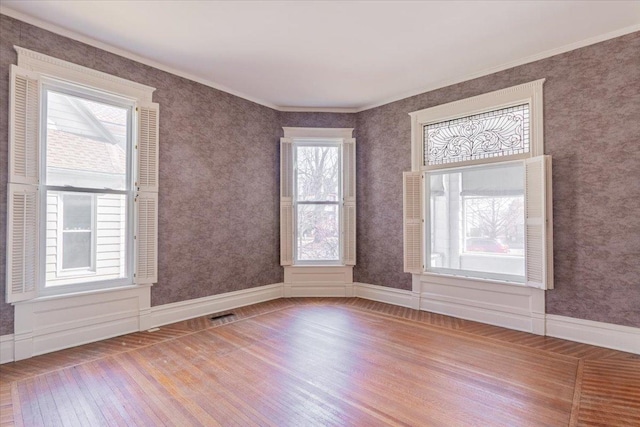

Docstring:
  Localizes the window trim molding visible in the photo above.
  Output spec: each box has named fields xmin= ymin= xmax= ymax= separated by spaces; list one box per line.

xmin=409 ymin=79 xmax=545 ymax=171
xmin=16 ymin=46 xmax=155 ymax=102
xmin=280 ymin=127 xmax=356 ymax=268
xmin=283 ymin=127 xmax=354 ymax=139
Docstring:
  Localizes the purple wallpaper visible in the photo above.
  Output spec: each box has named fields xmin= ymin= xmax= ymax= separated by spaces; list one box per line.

xmin=354 ymin=32 xmax=640 ymax=327
xmin=0 ymin=15 xmax=283 ymax=335
xmin=0 ymin=14 xmax=638 ymax=335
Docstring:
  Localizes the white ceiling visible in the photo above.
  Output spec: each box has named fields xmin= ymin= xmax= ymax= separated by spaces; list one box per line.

xmin=2 ymin=1 xmax=639 ymax=111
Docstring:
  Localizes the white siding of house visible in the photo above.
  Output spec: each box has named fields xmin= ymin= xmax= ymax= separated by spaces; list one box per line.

xmin=45 ymin=194 xmax=59 ymax=281
xmin=95 ymin=194 xmax=126 ymax=277
xmin=46 ymin=193 xmax=127 ymax=286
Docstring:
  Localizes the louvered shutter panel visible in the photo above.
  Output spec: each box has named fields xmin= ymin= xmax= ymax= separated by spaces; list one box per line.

xmin=134 ymin=192 xmax=158 ymax=284
xmin=525 ymin=155 xmax=553 ymax=289
xmin=134 ymin=102 xmax=159 ymax=285
xmin=343 ymin=203 xmax=356 ymax=265
xmin=9 ymin=65 xmax=40 ymax=185
xmin=343 ymin=139 xmax=356 ymax=265
xmin=280 ymin=203 xmax=294 ymax=265
xmin=137 ymin=103 xmax=159 ymax=192
xmin=403 ymin=172 xmax=423 ymax=273
xmin=6 ymin=184 xmax=39 ymax=303
xmin=280 ymin=138 xmax=294 ymax=265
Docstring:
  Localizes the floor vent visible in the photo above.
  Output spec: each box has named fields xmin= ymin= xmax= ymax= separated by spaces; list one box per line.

xmin=210 ymin=313 xmax=235 ymax=321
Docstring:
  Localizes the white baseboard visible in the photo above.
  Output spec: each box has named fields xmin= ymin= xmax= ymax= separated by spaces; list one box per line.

xmin=353 ymin=282 xmax=414 ymax=308
xmin=546 ymin=314 xmax=640 ymax=355
xmin=0 ymin=334 xmax=15 ymax=364
xmin=12 ymin=285 xmax=151 ymax=361
xmin=3 ymin=281 xmax=638 ymax=363
xmin=416 ymin=274 xmax=546 ymax=335
xmin=150 ymin=283 xmax=283 ymax=328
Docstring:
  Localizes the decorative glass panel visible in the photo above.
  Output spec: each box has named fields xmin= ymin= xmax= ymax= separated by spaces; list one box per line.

xmin=424 ymin=104 xmax=530 ymax=166
xmin=296 ymin=204 xmax=340 ymax=261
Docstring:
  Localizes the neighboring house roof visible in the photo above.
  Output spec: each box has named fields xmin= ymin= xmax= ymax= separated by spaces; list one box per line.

xmin=47 ymin=129 xmax=126 ymax=175
xmin=46 ymin=92 xmax=127 ymax=176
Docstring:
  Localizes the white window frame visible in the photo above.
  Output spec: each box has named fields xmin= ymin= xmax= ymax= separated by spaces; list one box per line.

xmin=280 ymin=127 xmax=356 ymax=267
xmin=405 ymin=80 xmax=553 ymax=290
xmin=40 ymin=81 xmax=135 ymax=295
xmin=293 ymin=139 xmax=343 ymax=265
xmin=6 ymin=46 xmax=158 ymax=304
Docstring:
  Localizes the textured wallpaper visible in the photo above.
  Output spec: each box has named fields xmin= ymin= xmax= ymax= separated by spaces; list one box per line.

xmin=0 ymin=14 xmax=638 ymax=335
xmin=0 ymin=15 xmax=283 ymax=335
xmin=354 ymin=32 xmax=640 ymax=327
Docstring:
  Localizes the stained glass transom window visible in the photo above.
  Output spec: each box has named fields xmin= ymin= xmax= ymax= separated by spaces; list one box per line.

xmin=424 ymin=104 xmax=530 ymax=166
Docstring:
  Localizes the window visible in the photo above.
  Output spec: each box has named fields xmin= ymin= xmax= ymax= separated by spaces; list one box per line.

xmin=404 ymin=80 xmax=553 ymax=289
xmin=429 ymin=162 xmax=525 ymax=282
xmin=6 ymin=47 xmax=159 ymax=303
xmin=280 ymin=128 xmax=356 ymax=266
xmin=44 ymin=85 xmax=132 ymax=289
xmin=59 ymin=193 xmax=95 ymax=272
xmin=295 ymin=143 xmax=341 ymax=262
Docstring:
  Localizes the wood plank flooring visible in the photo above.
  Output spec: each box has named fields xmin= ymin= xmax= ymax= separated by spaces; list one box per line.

xmin=1 ymin=298 xmax=638 ymax=426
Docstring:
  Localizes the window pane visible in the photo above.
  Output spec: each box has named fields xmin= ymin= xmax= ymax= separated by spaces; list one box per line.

xmin=62 ymin=233 xmax=91 ymax=269
xmin=46 ymin=90 xmax=129 ymax=190
xmin=425 ymin=104 xmax=530 ymax=166
xmin=63 ymin=194 xmax=92 ymax=230
xmin=46 ymin=191 xmax=128 ymax=286
xmin=297 ymin=204 xmax=339 ymax=261
xmin=429 ymin=163 xmax=525 ymax=281
xmin=296 ymin=146 xmax=340 ymax=202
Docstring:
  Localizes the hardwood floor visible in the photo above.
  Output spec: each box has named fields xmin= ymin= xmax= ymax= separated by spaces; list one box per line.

xmin=1 ymin=298 xmax=638 ymax=426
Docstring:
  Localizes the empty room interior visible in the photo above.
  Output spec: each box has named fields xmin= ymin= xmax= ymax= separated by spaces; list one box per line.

xmin=0 ymin=1 xmax=639 ymax=426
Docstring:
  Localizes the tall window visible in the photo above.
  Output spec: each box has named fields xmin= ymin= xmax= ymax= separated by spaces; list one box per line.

xmin=295 ymin=143 xmax=341 ymax=263
xmin=280 ymin=128 xmax=356 ymax=267
xmin=405 ymin=80 xmax=553 ymax=289
xmin=43 ymin=85 xmax=132 ymax=288
xmin=6 ymin=48 xmax=159 ymax=303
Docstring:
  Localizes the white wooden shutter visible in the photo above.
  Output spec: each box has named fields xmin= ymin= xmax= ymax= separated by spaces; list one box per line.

xmin=134 ymin=192 xmax=158 ymax=284
xmin=6 ymin=184 xmax=39 ymax=303
xmin=9 ymin=65 xmax=40 ymax=185
xmin=280 ymin=138 xmax=293 ymax=265
xmin=403 ymin=171 xmax=423 ymax=273
xmin=280 ymin=203 xmax=294 ymax=265
xmin=525 ymin=155 xmax=553 ymax=289
xmin=7 ymin=65 xmax=40 ymax=303
xmin=134 ymin=102 xmax=159 ymax=284
xmin=343 ymin=138 xmax=356 ymax=265
xmin=137 ymin=103 xmax=159 ymax=192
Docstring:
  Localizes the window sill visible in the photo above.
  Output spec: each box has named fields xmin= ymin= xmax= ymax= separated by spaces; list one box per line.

xmin=289 ymin=263 xmax=347 ymax=268
xmin=13 ymin=283 xmax=151 ymax=305
xmin=419 ymin=271 xmax=531 ymax=289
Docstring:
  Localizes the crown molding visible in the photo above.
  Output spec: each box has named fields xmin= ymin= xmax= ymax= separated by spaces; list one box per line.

xmin=0 ymin=6 xmax=280 ymax=110
xmin=278 ymin=106 xmax=359 ymax=114
xmin=2 ymin=6 xmax=638 ymax=113
xmin=356 ymin=24 xmax=640 ymax=113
